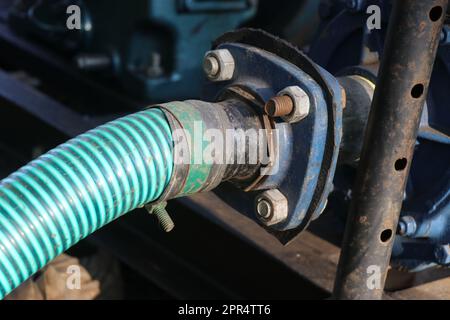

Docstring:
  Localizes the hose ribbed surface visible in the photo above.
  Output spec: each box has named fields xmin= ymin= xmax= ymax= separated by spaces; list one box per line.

xmin=0 ymin=108 xmax=173 ymax=299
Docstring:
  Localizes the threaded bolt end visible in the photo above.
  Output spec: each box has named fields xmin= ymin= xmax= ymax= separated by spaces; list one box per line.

xmin=203 ymin=56 xmax=220 ymax=78
xmin=256 ymin=199 xmax=273 ymax=219
xmin=154 ymin=207 xmax=175 ymax=232
xmin=264 ymin=95 xmax=294 ymax=117
xmin=146 ymin=202 xmax=175 ymax=232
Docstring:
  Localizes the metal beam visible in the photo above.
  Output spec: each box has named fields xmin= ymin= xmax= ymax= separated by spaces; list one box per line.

xmin=333 ymin=0 xmax=448 ymax=299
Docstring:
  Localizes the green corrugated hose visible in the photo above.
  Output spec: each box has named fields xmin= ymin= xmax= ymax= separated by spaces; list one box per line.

xmin=0 ymin=108 xmax=174 ymax=299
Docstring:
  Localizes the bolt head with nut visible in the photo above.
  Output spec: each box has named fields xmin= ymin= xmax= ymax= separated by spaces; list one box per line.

xmin=256 ymin=200 xmax=272 ymax=219
xmin=255 ymin=189 xmax=288 ymax=226
xmin=203 ymin=49 xmax=235 ymax=81
xmin=435 ymin=244 xmax=450 ymax=265
xmin=277 ymin=86 xmax=310 ymax=123
xmin=264 ymin=95 xmax=294 ymax=117
xmin=203 ymin=56 xmax=220 ymax=77
xmin=397 ymin=215 xmax=417 ymax=236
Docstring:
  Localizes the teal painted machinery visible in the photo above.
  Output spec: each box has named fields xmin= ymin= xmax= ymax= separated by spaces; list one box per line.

xmin=8 ymin=0 xmax=257 ymax=102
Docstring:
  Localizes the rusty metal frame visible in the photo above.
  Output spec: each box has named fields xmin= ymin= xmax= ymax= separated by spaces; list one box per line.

xmin=333 ymin=0 xmax=449 ymax=299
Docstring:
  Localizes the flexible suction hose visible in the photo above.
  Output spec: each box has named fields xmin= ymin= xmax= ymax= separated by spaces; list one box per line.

xmin=0 ymin=108 xmax=174 ymax=299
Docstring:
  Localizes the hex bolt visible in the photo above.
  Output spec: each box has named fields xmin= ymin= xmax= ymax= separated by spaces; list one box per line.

xmin=397 ymin=215 xmax=417 ymax=236
xmin=203 ymin=49 xmax=235 ymax=81
xmin=264 ymin=95 xmax=294 ymax=117
xmin=277 ymin=86 xmax=310 ymax=123
xmin=255 ymin=189 xmax=288 ymax=226
xmin=434 ymin=244 xmax=450 ymax=266
xmin=147 ymin=52 xmax=164 ymax=78
xmin=256 ymin=199 xmax=273 ymax=219
xmin=145 ymin=201 xmax=175 ymax=232
xmin=203 ymin=55 xmax=220 ymax=78
xmin=75 ymin=53 xmax=112 ymax=71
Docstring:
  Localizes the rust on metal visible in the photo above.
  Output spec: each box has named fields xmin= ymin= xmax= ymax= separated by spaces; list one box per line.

xmin=264 ymin=95 xmax=294 ymax=117
xmin=333 ymin=0 xmax=448 ymax=300
xmin=184 ymin=192 xmax=450 ymax=299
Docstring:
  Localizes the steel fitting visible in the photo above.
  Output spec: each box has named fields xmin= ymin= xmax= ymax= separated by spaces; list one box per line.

xmin=255 ymin=189 xmax=288 ymax=226
xmin=203 ymin=49 xmax=235 ymax=81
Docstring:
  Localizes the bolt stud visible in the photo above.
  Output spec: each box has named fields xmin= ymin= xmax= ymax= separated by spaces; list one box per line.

xmin=145 ymin=201 xmax=175 ymax=232
xmin=256 ymin=199 xmax=273 ymax=219
xmin=203 ymin=56 xmax=220 ymax=77
xmin=264 ymin=95 xmax=294 ymax=117
xmin=203 ymin=49 xmax=235 ymax=81
xmin=255 ymin=189 xmax=288 ymax=226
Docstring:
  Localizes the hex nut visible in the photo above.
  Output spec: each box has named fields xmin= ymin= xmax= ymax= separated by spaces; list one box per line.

xmin=278 ymin=86 xmax=310 ymax=123
xmin=255 ymin=189 xmax=288 ymax=226
xmin=398 ymin=215 xmax=417 ymax=236
xmin=203 ymin=49 xmax=235 ymax=81
xmin=435 ymin=245 xmax=450 ymax=265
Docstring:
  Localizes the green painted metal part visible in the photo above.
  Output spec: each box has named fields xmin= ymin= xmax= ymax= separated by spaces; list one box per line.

xmin=157 ymin=101 xmax=214 ymax=197
xmin=0 ymin=108 xmax=174 ymax=299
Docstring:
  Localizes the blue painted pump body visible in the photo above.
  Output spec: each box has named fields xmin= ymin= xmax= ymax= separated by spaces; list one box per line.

xmin=204 ymin=42 xmax=343 ymax=232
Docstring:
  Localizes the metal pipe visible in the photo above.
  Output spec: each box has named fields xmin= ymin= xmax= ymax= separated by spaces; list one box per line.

xmin=333 ymin=0 xmax=448 ymax=299
xmin=337 ymin=75 xmax=375 ymax=166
